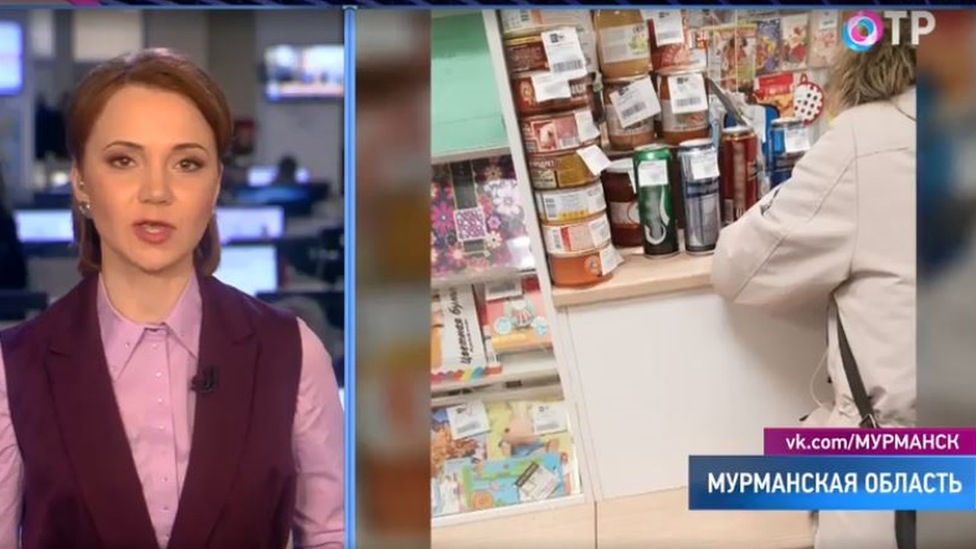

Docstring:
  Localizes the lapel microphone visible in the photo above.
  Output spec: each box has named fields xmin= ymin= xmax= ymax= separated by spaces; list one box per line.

xmin=190 ymin=366 xmax=219 ymax=395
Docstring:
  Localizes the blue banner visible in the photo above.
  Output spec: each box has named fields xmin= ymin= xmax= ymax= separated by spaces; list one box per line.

xmin=689 ymin=456 xmax=976 ymax=510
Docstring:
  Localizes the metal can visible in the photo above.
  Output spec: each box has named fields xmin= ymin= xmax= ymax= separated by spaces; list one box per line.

xmin=633 ymin=144 xmax=679 ymax=257
xmin=678 ymin=138 xmax=722 ymax=255
xmin=541 ymin=212 xmax=613 ymax=256
xmin=719 ymin=125 xmax=759 ymax=225
xmin=534 ymin=181 xmax=606 ymax=224
xmin=527 ymin=141 xmax=600 ymax=189
xmin=769 ymin=117 xmax=809 ymax=189
xmin=602 ymin=75 xmax=657 ymax=151
xmin=601 ymin=158 xmax=643 ymax=248
xmin=548 ymin=242 xmax=622 ymax=287
xmin=512 ymin=73 xmax=594 ymax=116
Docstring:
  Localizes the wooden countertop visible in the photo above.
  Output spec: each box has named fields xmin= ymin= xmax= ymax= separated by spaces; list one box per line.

xmin=551 ymin=247 xmax=713 ymax=309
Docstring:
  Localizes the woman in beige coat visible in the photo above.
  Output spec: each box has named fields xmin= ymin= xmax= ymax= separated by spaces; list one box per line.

xmin=711 ymin=23 xmax=916 ymax=549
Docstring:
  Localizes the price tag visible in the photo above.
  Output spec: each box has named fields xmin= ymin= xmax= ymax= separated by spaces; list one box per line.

xmin=446 ymin=401 xmax=491 ymax=440
xmin=576 ymin=144 xmax=612 ymax=176
xmin=668 ymin=73 xmax=708 ymax=115
xmin=691 ymin=151 xmax=720 ymax=181
xmin=516 ymin=461 xmax=561 ymax=502
xmin=784 ymin=127 xmax=811 ymax=153
xmin=638 ymin=160 xmax=669 ymax=188
xmin=532 ymin=402 xmax=569 ymax=435
xmin=574 ymin=110 xmax=602 ymax=142
xmin=484 ymin=279 xmax=523 ymax=302
xmin=651 ymin=10 xmax=685 ymax=46
xmin=501 ymin=10 xmax=536 ymax=34
xmin=542 ymin=27 xmax=588 ymax=80
xmin=599 ymin=245 xmax=623 ymax=276
xmin=609 ymin=76 xmax=661 ymax=129
xmin=530 ymin=72 xmax=573 ymax=103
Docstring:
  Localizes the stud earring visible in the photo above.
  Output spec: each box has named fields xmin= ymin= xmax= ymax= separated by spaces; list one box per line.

xmin=78 ymin=201 xmax=92 ymax=219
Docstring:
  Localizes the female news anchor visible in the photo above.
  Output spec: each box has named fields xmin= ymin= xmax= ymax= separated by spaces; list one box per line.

xmin=711 ymin=18 xmax=915 ymax=549
xmin=0 ymin=49 xmax=344 ymax=549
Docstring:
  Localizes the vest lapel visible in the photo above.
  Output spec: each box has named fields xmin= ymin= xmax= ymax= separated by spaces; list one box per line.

xmin=168 ymin=277 xmax=257 ymax=549
xmin=45 ymin=275 xmax=160 ymax=549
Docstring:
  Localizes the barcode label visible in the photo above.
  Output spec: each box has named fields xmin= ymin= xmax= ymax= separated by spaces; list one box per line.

xmin=530 ymin=72 xmax=572 ymax=103
xmin=690 ymin=151 xmax=720 ymax=181
xmin=559 ymin=136 xmax=581 ymax=150
xmin=501 ymin=10 xmax=535 ymax=32
xmin=653 ymin=11 xmax=685 ymax=46
xmin=484 ymin=279 xmax=523 ymax=302
xmin=638 ymin=160 xmax=669 ymax=188
xmin=543 ymin=197 xmax=561 ymax=219
xmin=575 ymin=144 xmax=612 ymax=176
xmin=785 ymin=127 xmax=811 ymax=153
xmin=545 ymin=226 xmax=565 ymax=253
xmin=609 ymin=76 xmax=660 ymax=129
xmin=446 ymin=401 xmax=491 ymax=440
xmin=574 ymin=110 xmax=601 ymax=141
xmin=542 ymin=28 xmax=588 ymax=79
xmin=590 ymin=216 xmax=612 ymax=247
xmin=668 ymin=74 xmax=708 ymax=115
xmin=516 ymin=461 xmax=560 ymax=502
xmin=599 ymin=245 xmax=624 ymax=276
xmin=532 ymin=402 xmax=569 ymax=435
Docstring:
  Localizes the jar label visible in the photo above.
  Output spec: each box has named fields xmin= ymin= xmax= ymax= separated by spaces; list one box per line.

xmin=599 ymin=24 xmax=650 ymax=65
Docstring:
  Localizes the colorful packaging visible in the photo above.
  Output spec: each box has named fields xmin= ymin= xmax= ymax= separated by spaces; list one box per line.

xmin=706 ymin=26 xmax=737 ymax=91
xmin=755 ymin=18 xmax=782 ymax=75
xmin=431 ymin=408 xmax=488 ymax=478
xmin=479 ymin=277 xmax=552 ymax=354
xmin=754 ymin=72 xmax=795 ymax=118
xmin=432 ymin=458 xmax=472 ymax=517
xmin=735 ymin=23 xmax=758 ymax=92
xmin=809 ymin=11 xmax=840 ymax=68
xmin=780 ymin=13 xmax=809 ymax=71
xmin=486 ymin=399 xmax=578 ymax=494
xmin=431 ymin=156 xmax=534 ymax=278
xmin=431 ymin=286 xmax=488 ymax=377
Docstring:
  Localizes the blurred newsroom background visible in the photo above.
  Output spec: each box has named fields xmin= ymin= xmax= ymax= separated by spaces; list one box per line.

xmin=0 ymin=10 xmax=346 ymax=397
xmin=917 ymin=10 xmax=976 ymax=548
xmin=355 ymin=10 xmax=430 ymax=548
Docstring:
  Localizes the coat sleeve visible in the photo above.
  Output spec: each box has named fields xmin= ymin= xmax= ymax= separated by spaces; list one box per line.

xmin=711 ymin=116 xmax=859 ymax=311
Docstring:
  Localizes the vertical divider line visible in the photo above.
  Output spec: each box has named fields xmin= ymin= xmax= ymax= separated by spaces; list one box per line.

xmin=343 ymin=6 xmax=356 ymax=549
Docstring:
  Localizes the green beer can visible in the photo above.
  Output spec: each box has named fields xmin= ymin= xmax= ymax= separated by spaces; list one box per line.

xmin=633 ymin=144 xmax=679 ymax=257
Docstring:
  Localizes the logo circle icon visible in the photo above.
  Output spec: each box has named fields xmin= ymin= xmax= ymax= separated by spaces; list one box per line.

xmin=844 ymin=11 xmax=884 ymax=52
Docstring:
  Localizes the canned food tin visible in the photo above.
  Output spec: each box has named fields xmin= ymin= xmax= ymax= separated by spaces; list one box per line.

xmin=512 ymin=73 xmax=594 ymax=116
xmin=535 ymin=181 xmax=607 ymax=223
xmin=548 ymin=242 xmax=622 ymax=287
xmin=521 ymin=108 xmax=600 ymax=154
xmin=602 ymin=158 xmax=643 ymax=248
xmin=602 ymin=76 xmax=657 ymax=151
xmin=678 ymin=138 xmax=722 ymax=255
xmin=504 ymin=35 xmax=550 ymax=74
xmin=527 ymin=142 xmax=600 ymax=189
xmin=633 ymin=144 xmax=679 ymax=257
xmin=656 ymin=67 xmax=710 ymax=146
xmin=542 ymin=212 xmax=613 ymax=256
xmin=500 ymin=10 xmax=594 ymax=39
xmin=719 ymin=125 xmax=759 ymax=224
xmin=769 ymin=117 xmax=809 ymax=189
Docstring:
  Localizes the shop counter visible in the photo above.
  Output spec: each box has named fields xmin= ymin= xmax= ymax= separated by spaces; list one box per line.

xmin=551 ymin=247 xmax=829 ymax=501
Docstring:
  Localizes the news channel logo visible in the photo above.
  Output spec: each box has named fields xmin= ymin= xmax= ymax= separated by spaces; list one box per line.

xmin=843 ymin=10 xmax=935 ymax=52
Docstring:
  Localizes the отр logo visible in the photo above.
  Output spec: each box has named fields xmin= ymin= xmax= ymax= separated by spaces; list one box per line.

xmin=843 ymin=11 xmax=884 ymax=52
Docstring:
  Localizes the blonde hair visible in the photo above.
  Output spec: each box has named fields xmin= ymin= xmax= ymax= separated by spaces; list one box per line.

xmin=827 ymin=16 xmax=916 ymax=115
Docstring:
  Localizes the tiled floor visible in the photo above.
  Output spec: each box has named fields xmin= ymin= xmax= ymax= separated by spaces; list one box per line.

xmin=433 ymin=489 xmax=815 ymax=549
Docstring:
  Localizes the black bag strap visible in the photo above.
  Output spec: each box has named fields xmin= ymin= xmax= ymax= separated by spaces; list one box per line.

xmin=836 ymin=312 xmax=878 ymax=429
xmin=837 ymin=309 xmax=916 ymax=549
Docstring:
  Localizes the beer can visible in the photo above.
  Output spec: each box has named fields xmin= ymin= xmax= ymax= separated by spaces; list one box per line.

xmin=719 ymin=125 xmax=759 ymax=225
xmin=769 ymin=117 xmax=809 ymax=190
xmin=633 ymin=143 xmax=679 ymax=257
xmin=678 ymin=138 xmax=722 ymax=255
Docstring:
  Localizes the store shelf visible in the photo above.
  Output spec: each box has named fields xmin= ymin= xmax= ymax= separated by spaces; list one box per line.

xmin=432 ymin=266 xmax=535 ymax=292
xmin=432 ymin=145 xmax=510 ymax=165
xmin=431 ymin=380 xmax=563 ymax=409
xmin=432 ymin=348 xmax=559 ymax=394
xmin=551 ymin=247 xmax=713 ymax=309
xmin=432 ymin=493 xmax=587 ymax=529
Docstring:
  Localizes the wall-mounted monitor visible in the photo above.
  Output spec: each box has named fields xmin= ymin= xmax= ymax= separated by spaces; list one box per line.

xmin=215 ymin=245 xmax=278 ymax=297
xmin=14 ymin=209 xmax=73 ymax=243
xmin=264 ymin=44 xmax=343 ymax=101
xmin=215 ymin=206 xmax=285 ymax=243
xmin=0 ymin=21 xmax=24 ymax=96
xmin=247 ymin=165 xmax=311 ymax=186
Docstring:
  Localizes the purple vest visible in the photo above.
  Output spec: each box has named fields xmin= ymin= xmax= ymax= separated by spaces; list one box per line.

xmin=0 ymin=275 xmax=303 ymax=549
